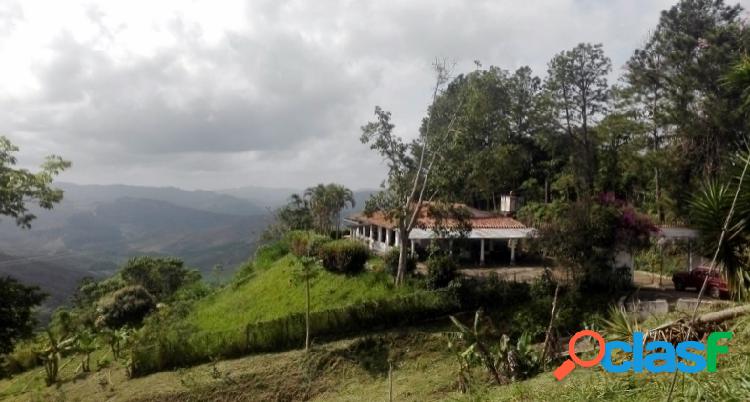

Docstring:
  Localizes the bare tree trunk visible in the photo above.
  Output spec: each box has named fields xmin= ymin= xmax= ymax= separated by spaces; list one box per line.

xmin=396 ymin=227 xmax=409 ymax=285
xmin=305 ymin=275 xmax=310 ymax=351
xmin=388 ymin=361 xmax=394 ymax=402
xmin=541 ymin=284 xmax=560 ymax=369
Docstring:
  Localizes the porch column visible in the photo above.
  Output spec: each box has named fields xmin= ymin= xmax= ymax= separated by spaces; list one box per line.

xmin=385 ymin=229 xmax=391 ymax=247
xmin=369 ymin=225 xmax=375 ymax=240
xmin=410 ymin=239 xmax=415 ymax=255
xmin=379 ymin=226 xmax=384 ymax=243
xmin=480 ymin=239 xmax=485 ymax=266
xmin=688 ymin=240 xmax=693 ymax=271
xmin=509 ymin=239 xmax=517 ymax=265
xmin=394 ymin=230 xmax=400 ymax=246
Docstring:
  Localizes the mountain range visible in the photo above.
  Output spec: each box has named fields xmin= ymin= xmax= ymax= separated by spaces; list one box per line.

xmin=0 ymin=182 xmax=376 ymax=318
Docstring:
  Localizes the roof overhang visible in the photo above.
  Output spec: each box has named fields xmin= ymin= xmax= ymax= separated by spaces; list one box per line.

xmin=408 ymin=228 xmax=535 ymax=240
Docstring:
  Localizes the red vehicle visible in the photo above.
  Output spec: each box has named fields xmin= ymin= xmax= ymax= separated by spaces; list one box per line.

xmin=672 ymin=266 xmax=729 ymax=299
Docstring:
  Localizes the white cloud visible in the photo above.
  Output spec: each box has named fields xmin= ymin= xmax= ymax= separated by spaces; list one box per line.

xmin=0 ymin=0 xmax=744 ymax=190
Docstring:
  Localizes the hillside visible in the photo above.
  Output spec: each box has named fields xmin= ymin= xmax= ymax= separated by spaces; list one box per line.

xmin=0 ymin=184 xmax=277 ymax=316
xmin=2 ymin=313 xmax=748 ymax=402
xmin=0 ymin=253 xmax=106 ymax=322
xmin=186 ymin=252 xmax=418 ymax=332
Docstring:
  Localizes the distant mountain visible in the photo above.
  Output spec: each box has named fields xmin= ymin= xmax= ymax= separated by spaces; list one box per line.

xmin=218 ymin=186 xmax=300 ymax=209
xmin=0 ymin=182 xmax=371 ymax=315
xmin=56 ymin=182 xmax=265 ymax=216
xmin=0 ymin=252 xmax=106 ymax=322
xmin=219 ymin=186 xmax=378 ymax=214
xmin=0 ymin=183 xmax=276 ymax=315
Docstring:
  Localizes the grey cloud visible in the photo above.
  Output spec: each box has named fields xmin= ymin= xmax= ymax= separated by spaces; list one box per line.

xmin=1 ymin=0 xmax=747 ymax=190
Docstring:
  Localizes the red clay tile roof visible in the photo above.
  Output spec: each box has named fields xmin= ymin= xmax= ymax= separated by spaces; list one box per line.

xmin=348 ymin=202 xmax=526 ymax=230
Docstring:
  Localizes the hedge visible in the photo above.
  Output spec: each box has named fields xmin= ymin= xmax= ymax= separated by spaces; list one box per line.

xmin=318 ymin=239 xmax=369 ymax=274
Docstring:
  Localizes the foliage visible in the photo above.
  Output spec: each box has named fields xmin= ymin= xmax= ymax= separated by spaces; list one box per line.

xmin=448 ymin=310 xmax=543 ymax=392
xmin=546 ymin=43 xmax=612 ymax=194
xmin=100 ymin=327 xmax=131 ymax=360
xmin=425 ymin=255 xmax=458 ymax=289
xmin=36 ymin=330 xmax=75 ymax=386
xmin=74 ymin=329 xmax=97 ymax=373
xmin=0 ymin=136 xmax=70 ymax=228
xmin=532 ymin=197 xmax=654 ymax=289
xmin=689 ymin=150 xmax=750 ymax=298
xmin=0 ymin=277 xmax=47 ymax=354
xmin=384 ymin=247 xmax=416 ymax=277
xmin=98 ymin=285 xmax=157 ymax=329
xmin=120 ymin=256 xmax=200 ymax=301
xmin=317 ymin=239 xmax=369 ymax=274
xmin=303 ymin=183 xmax=355 ymax=236
xmin=284 ymin=230 xmax=330 ymax=258
xmin=360 ymin=60 xmax=465 ymax=285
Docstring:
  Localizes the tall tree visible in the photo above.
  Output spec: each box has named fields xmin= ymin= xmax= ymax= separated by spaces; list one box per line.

xmin=545 ymin=43 xmax=612 ymax=195
xmin=361 ymin=60 xmax=463 ymax=285
xmin=0 ymin=136 xmax=68 ymax=354
xmin=625 ymin=0 xmax=748 ymax=217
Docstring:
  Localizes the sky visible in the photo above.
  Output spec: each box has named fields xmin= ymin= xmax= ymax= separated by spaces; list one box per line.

xmin=0 ymin=0 xmax=747 ymax=191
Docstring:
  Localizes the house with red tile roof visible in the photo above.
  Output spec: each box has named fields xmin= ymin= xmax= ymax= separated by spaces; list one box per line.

xmin=345 ymin=202 xmax=534 ymax=265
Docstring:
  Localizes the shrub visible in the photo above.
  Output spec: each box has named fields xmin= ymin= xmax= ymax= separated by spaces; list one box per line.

xmin=425 ymin=255 xmax=457 ymax=289
xmin=99 ymin=285 xmax=157 ymax=328
xmin=120 ymin=257 xmax=200 ymax=301
xmin=285 ymin=230 xmax=331 ymax=257
xmin=318 ymin=240 xmax=369 ymax=274
xmin=384 ymin=248 xmax=416 ymax=277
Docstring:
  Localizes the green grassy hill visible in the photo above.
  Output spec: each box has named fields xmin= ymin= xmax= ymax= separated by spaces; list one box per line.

xmin=187 ymin=254 xmax=417 ymax=332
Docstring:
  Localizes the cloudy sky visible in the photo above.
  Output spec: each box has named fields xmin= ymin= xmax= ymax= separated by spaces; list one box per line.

xmin=0 ymin=0 xmax=747 ymax=191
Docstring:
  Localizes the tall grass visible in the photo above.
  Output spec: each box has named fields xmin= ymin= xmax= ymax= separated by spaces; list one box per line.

xmin=130 ymin=290 xmax=460 ymax=376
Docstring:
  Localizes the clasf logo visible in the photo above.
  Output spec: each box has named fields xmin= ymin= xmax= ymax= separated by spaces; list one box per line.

xmin=553 ymin=329 xmax=733 ymax=381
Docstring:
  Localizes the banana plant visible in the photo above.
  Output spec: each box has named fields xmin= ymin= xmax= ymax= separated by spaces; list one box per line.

xmin=75 ymin=329 xmax=97 ymax=372
xmin=448 ymin=309 xmax=506 ymax=386
xmin=36 ymin=330 xmax=76 ymax=385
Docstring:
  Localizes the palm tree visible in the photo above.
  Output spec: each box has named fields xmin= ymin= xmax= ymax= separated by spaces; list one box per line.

xmin=690 ymin=158 xmax=750 ymax=299
xmin=327 ymin=184 xmax=356 ymax=238
xmin=303 ymin=183 xmax=355 ymax=236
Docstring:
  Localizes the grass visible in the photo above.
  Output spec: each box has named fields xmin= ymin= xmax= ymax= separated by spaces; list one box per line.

xmin=3 ymin=310 xmax=750 ymax=401
xmin=187 ymin=254 xmax=418 ymax=333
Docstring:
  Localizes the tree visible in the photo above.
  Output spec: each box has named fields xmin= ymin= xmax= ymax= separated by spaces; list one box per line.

xmin=360 ymin=60 xmax=465 ymax=285
xmin=303 ymin=183 xmax=355 ymax=236
xmin=545 ymin=43 xmax=612 ymax=195
xmin=278 ymin=194 xmax=314 ymax=231
xmin=0 ymin=136 xmax=70 ymax=228
xmin=98 ymin=285 xmax=157 ymax=328
xmin=120 ymin=256 xmax=199 ymax=300
xmin=0 ymin=277 xmax=47 ymax=354
xmin=624 ymin=0 xmax=748 ymax=217
xmin=327 ymin=184 xmax=356 ymax=237
xmin=291 ymin=233 xmax=321 ymax=351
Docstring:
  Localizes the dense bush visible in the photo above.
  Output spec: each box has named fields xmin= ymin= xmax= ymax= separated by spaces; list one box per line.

xmin=384 ymin=248 xmax=416 ymax=277
xmin=425 ymin=255 xmax=457 ymax=289
xmin=129 ymin=290 xmax=459 ymax=376
xmin=318 ymin=240 xmax=369 ymax=274
xmin=98 ymin=285 xmax=157 ymax=328
xmin=120 ymin=256 xmax=200 ymax=301
xmin=284 ymin=230 xmax=331 ymax=257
